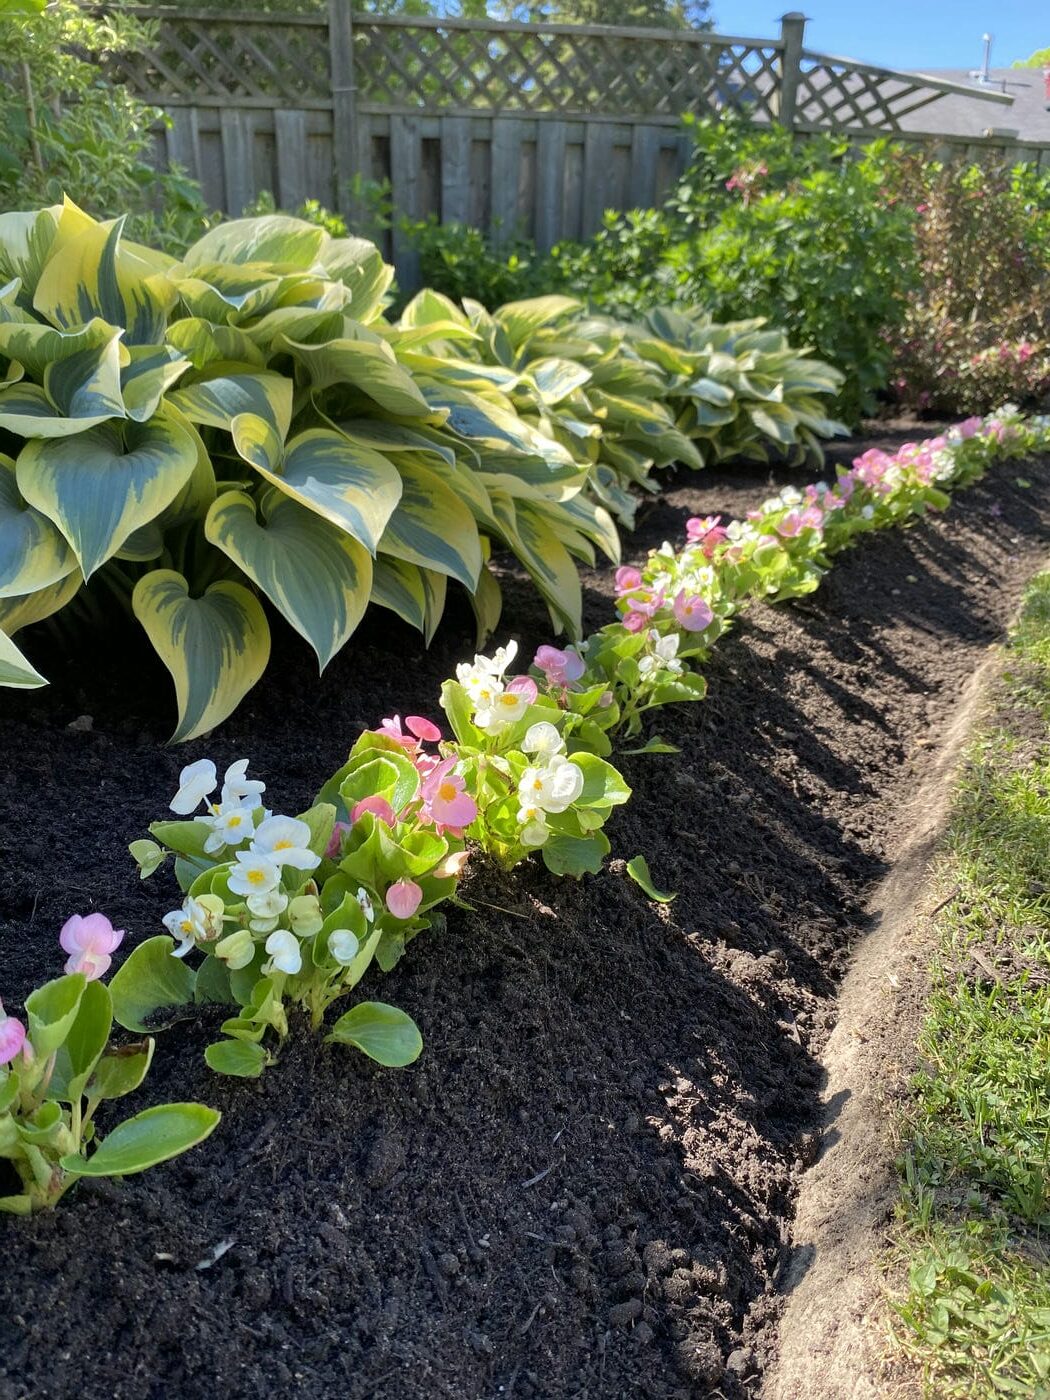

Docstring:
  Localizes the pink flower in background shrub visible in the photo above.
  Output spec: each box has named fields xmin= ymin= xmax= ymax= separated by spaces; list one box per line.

xmin=59 ymin=914 xmax=124 ymax=981
xmin=614 ymin=566 xmax=642 ymax=594
xmin=957 ymin=417 xmax=982 ymax=439
xmin=421 ymin=757 xmax=477 ymax=833
xmin=351 ymin=796 xmax=397 ymax=827
xmin=0 ymin=1000 xmax=26 ymax=1065
xmin=534 ymin=645 xmax=585 ymax=688
xmin=386 ymin=880 xmax=423 ymax=920
xmin=672 ymin=591 xmax=714 ymax=632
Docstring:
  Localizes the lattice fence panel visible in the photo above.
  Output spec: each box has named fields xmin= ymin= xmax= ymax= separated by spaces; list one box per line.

xmin=350 ymin=21 xmax=781 ymax=120
xmin=111 ymin=15 xmax=331 ymax=104
xmin=795 ymin=54 xmax=943 ymax=132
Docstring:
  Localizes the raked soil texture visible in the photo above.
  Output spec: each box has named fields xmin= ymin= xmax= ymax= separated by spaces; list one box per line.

xmin=1 ymin=437 xmax=1047 ymax=1400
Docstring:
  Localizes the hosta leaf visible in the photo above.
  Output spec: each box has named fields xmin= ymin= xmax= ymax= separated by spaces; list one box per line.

xmin=205 ymin=489 xmax=372 ymax=669
xmin=33 ymin=206 xmax=175 ymax=345
xmin=0 ymin=206 xmax=60 ymax=292
xmin=120 ymin=345 xmax=191 ymax=422
xmin=165 ymin=317 xmax=266 ymax=371
xmin=235 ymin=422 xmax=402 ymax=555
xmin=280 ymin=336 xmax=433 ymax=417
xmin=0 ymin=455 xmax=76 ymax=597
xmin=133 ymin=570 xmax=271 ymax=742
xmin=491 ymin=493 xmax=581 ymax=638
xmin=16 ymin=417 xmax=198 ymax=579
xmin=419 ymin=566 xmax=447 ymax=646
xmin=497 ymin=295 xmax=581 ymax=349
xmin=319 ymin=235 xmax=393 ymax=323
xmin=0 ymin=569 xmax=81 ymax=635
xmin=529 ymin=356 xmax=592 ymax=404
xmin=169 ymin=370 xmax=293 ymax=440
xmin=60 ymin=1103 xmax=220 ymax=1178
xmin=370 ymin=553 xmax=426 ymax=632
xmin=184 ymin=215 xmax=326 ymax=270
xmin=0 ymin=628 xmax=46 ymax=687
xmin=379 ymin=457 xmax=482 ymax=591
xmin=469 ymin=557 xmax=502 ymax=648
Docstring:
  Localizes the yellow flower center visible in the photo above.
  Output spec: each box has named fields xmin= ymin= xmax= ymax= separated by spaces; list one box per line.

xmin=437 ymin=780 xmax=458 ymax=801
xmin=247 ymin=869 xmax=267 ymax=886
xmin=180 ymin=920 xmax=193 ymax=934
xmin=274 ymin=838 xmax=293 ymax=851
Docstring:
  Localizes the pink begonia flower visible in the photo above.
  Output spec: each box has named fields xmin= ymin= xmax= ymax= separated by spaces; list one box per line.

xmin=434 ymin=850 xmax=470 ymax=881
xmin=506 ymin=675 xmax=539 ymax=705
xmin=325 ymin=820 xmax=352 ymax=858
xmin=421 ymin=757 xmax=477 ymax=832
xmin=351 ymin=796 xmax=397 ymax=827
xmin=406 ymin=715 xmax=442 ymax=743
xmin=623 ymin=609 xmax=649 ymax=633
xmin=799 ymin=505 xmax=824 ymax=531
xmin=614 ymin=566 xmax=643 ymax=594
xmin=672 ymin=590 xmax=714 ymax=632
xmin=775 ymin=510 xmax=803 ymax=538
xmin=533 ymin=645 xmax=585 ymax=688
xmin=59 ymin=913 xmax=124 ymax=981
xmin=378 ymin=715 xmax=419 ymax=751
xmin=386 ymin=879 xmax=423 ymax=920
xmin=0 ymin=999 xmax=26 ymax=1065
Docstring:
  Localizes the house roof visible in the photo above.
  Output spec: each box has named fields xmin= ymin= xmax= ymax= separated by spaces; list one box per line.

xmin=899 ymin=67 xmax=1050 ymax=142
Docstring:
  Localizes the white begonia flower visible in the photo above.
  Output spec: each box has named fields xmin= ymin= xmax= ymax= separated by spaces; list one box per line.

xmin=251 ymin=814 xmax=320 ymax=871
xmin=475 ymin=686 xmax=531 ymax=731
xmin=522 ymin=721 xmax=564 ymax=757
xmin=861 ymin=504 xmax=875 ymax=519
xmin=726 ymin=520 xmax=746 ymax=541
xmin=517 ymin=754 xmax=585 ymax=815
xmin=228 ymin=852 xmax=281 ymax=898
xmin=356 ymin=887 xmax=375 ymax=923
xmin=170 ymin=758 xmax=216 ymax=815
xmin=246 ymin=887 xmax=288 ymax=934
xmin=162 ymin=893 xmax=225 ymax=958
xmin=265 ymin=929 xmax=302 ymax=976
xmin=214 ymin=928 xmax=256 ymax=971
xmin=781 ymin=486 xmax=803 ymax=506
xmin=657 ymin=541 xmax=675 ymax=558
xmin=455 ymin=640 xmax=519 ymax=703
xmin=288 ymin=894 xmax=324 ymax=937
xmin=516 ymin=803 xmax=550 ymax=848
xmin=203 ymin=799 xmax=255 ymax=854
xmin=328 ymin=929 xmax=361 ymax=966
xmin=220 ymin=758 xmax=265 ymax=808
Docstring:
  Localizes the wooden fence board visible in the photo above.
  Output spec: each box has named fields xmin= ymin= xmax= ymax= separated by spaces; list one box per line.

xmin=113 ymin=6 xmax=1043 ymax=283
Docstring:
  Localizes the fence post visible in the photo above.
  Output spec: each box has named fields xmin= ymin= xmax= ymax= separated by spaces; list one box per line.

xmin=778 ymin=11 xmax=806 ymax=130
xmin=328 ymin=0 xmax=357 ymax=217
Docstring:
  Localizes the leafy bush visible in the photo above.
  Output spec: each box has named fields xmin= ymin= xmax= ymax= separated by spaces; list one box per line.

xmin=886 ymin=156 xmax=1050 ymax=414
xmin=0 ymin=0 xmax=208 ymax=251
xmin=0 ymin=203 xmax=848 ymax=735
xmin=402 ymin=215 xmax=557 ymax=308
xmin=549 ymin=119 xmax=917 ymax=424
xmin=0 ymin=203 xmax=631 ymax=736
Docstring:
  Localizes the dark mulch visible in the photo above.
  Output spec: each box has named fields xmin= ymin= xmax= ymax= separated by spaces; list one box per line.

xmin=1 ymin=443 xmax=1047 ymax=1400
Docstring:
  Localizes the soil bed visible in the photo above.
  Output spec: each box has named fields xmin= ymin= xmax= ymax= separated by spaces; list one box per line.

xmin=1 ymin=438 xmax=1047 ymax=1400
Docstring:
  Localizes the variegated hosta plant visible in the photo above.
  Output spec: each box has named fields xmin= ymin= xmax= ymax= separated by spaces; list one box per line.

xmin=392 ymin=291 xmax=847 ymax=529
xmin=0 ymin=202 xmax=620 ymax=737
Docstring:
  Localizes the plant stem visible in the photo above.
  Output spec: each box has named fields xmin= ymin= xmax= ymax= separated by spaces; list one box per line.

xmin=20 ymin=62 xmax=43 ymax=175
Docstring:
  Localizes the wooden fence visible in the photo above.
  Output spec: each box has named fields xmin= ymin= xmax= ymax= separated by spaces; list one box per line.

xmin=109 ymin=5 xmax=1022 ymax=286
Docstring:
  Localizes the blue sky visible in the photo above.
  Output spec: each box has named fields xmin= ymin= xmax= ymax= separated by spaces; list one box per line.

xmin=715 ymin=2 xmax=1044 ymax=71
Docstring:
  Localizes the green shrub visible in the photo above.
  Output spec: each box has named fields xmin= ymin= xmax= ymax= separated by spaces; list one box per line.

xmin=0 ymin=0 xmax=208 ymax=252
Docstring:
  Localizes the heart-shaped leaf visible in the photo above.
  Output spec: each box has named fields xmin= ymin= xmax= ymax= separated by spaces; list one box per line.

xmin=205 ymin=489 xmax=372 ymax=669
xmin=16 ymin=417 xmax=197 ymax=578
xmin=133 ymin=570 xmax=270 ymax=742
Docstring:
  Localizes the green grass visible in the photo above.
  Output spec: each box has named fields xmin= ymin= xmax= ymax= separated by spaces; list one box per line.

xmin=892 ymin=569 xmax=1050 ymax=1398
